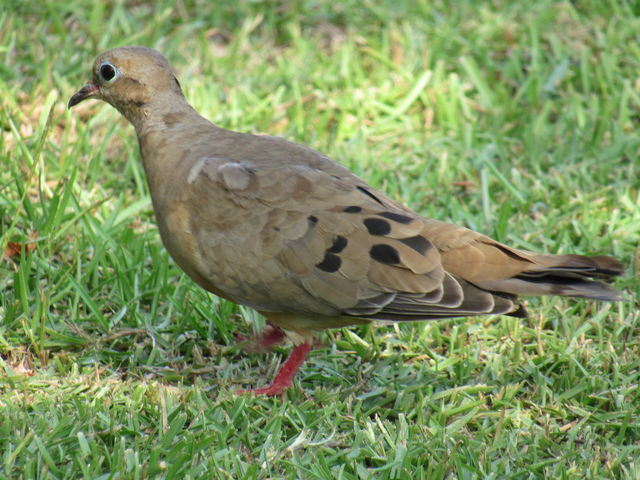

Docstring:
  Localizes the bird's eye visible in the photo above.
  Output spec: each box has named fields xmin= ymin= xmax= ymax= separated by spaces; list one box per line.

xmin=98 ymin=62 xmax=120 ymax=84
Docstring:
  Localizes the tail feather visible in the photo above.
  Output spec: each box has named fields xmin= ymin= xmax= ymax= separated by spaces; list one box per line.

xmin=522 ymin=252 xmax=624 ymax=277
xmin=477 ymin=275 xmax=623 ymax=301
xmin=476 ymin=253 xmax=624 ymax=301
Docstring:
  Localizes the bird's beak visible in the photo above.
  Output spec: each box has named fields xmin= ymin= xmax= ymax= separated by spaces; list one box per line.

xmin=68 ymin=82 xmax=99 ymax=109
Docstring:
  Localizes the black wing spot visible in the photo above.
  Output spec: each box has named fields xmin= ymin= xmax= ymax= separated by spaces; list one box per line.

xmin=378 ymin=211 xmax=414 ymax=224
xmin=315 ymin=252 xmax=342 ymax=273
xmin=327 ymin=235 xmax=348 ymax=254
xmin=343 ymin=206 xmax=362 ymax=213
xmin=364 ymin=217 xmax=391 ymax=236
xmin=308 ymin=215 xmax=318 ymax=225
xmin=370 ymin=244 xmax=400 ymax=265
xmin=357 ymin=186 xmax=385 ymax=206
xmin=398 ymin=235 xmax=432 ymax=255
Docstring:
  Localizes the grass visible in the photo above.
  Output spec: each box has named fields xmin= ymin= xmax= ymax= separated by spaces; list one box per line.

xmin=1 ymin=0 xmax=639 ymax=478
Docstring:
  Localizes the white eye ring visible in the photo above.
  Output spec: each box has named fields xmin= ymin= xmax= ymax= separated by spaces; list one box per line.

xmin=98 ymin=61 xmax=120 ymax=84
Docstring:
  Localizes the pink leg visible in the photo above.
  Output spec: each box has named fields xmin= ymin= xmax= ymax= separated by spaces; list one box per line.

xmin=258 ymin=325 xmax=287 ymax=349
xmin=236 ymin=325 xmax=287 ymax=353
xmin=237 ymin=341 xmax=313 ymax=396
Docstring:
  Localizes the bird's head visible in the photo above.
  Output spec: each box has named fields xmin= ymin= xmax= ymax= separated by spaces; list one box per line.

xmin=68 ymin=46 xmax=183 ymax=124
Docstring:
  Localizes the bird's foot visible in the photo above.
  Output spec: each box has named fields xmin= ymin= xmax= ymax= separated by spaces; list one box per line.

xmin=237 ymin=341 xmax=313 ymax=396
xmin=236 ymin=382 xmax=290 ymax=396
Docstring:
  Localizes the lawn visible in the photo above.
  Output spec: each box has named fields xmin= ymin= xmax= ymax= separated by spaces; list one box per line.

xmin=1 ymin=1 xmax=639 ymax=478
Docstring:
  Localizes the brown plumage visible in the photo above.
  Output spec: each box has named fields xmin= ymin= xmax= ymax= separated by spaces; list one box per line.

xmin=69 ymin=46 xmax=624 ymax=395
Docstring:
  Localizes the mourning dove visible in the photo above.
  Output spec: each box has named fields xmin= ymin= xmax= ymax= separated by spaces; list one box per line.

xmin=69 ymin=46 xmax=624 ymax=396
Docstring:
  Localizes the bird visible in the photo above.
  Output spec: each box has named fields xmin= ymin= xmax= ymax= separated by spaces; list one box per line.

xmin=69 ymin=46 xmax=624 ymax=396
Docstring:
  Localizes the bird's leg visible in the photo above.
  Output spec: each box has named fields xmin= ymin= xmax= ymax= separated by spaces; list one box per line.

xmin=258 ymin=325 xmax=287 ymax=349
xmin=237 ymin=341 xmax=313 ymax=396
xmin=236 ymin=324 xmax=287 ymax=353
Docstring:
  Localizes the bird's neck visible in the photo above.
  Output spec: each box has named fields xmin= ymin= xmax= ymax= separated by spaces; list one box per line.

xmin=129 ymin=93 xmax=199 ymax=133
xmin=131 ymin=97 xmax=216 ymax=206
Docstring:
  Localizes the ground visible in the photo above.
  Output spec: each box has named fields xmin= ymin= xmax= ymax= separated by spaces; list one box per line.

xmin=1 ymin=1 xmax=639 ymax=478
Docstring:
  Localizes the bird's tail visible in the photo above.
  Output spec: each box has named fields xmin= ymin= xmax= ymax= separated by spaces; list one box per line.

xmin=474 ymin=251 xmax=624 ymax=301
